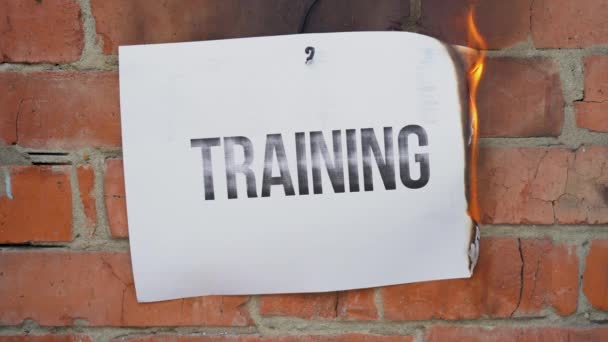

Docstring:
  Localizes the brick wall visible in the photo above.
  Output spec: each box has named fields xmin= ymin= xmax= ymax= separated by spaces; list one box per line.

xmin=0 ymin=0 xmax=607 ymax=341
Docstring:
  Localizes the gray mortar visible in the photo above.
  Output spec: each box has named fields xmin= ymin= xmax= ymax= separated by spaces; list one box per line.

xmin=0 ymin=145 xmax=31 ymax=166
xmin=73 ymin=0 xmax=115 ymax=70
xmin=1 ymin=312 xmax=607 ymax=342
xmin=69 ymin=159 xmax=87 ymax=245
xmin=374 ymin=288 xmax=385 ymax=320
xmin=67 ymin=148 xmax=126 ymax=251
xmin=402 ymin=0 xmax=421 ymax=33
xmin=1 ymin=0 xmax=608 ymax=340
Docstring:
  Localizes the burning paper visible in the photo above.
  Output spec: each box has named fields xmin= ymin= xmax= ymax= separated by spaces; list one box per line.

xmin=119 ymin=31 xmax=479 ymax=302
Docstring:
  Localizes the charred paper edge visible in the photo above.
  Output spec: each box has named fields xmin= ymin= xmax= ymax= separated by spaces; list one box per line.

xmin=442 ymin=42 xmax=481 ymax=274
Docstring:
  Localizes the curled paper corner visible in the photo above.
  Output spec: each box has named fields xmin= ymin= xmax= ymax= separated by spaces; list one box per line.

xmin=468 ymin=222 xmax=480 ymax=274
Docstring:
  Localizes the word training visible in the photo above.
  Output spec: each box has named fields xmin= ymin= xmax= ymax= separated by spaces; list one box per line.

xmin=191 ymin=125 xmax=430 ymax=200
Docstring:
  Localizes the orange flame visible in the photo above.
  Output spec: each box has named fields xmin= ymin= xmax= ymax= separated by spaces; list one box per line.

xmin=466 ymin=9 xmax=486 ymax=222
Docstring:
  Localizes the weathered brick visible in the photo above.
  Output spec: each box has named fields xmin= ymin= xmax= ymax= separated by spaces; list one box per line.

xmin=92 ymin=0 xmax=409 ymax=55
xmin=478 ymin=58 xmax=563 ymax=137
xmin=517 ymin=239 xmax=579 ymax=316
xmin=419 ymin=0 xmax=530 ymax=49
xmin=113 ymin=335 xmax=412 ymax=342
xmin=260 ymin=289 xmax=378 ymax=321
xmin=337 ymin=288 xmax=378 ymax=320
xmin=77 ymin=165 xmax=97 ymax=231
xmin=426 ymin=326 xmax=608 ymax=342
xmin=583 ymin=56 xmax=608 ymax=102
xmin=0 ymin=72 xmax=120 ymax=149
xmin=91 ymin=0 xmax=299 ymax=54
xmin=576 ymin=56 xmax=608 ymax=132
xmin=260 ymin=292 xmax=338 ymax=320
xmin=478 ymin=147 xmax=608 ymax=224
xmin=583 ymin=240 xmax=608 ymax=311
xmin=104 ymin=159 xmax=128 ymax=237
xmin=381 ymin=237 xmax=578 ymax=320
xmin=576 ymin=102 xmax=608 ymax=133
xmin=0 ymin=166 xmax=72 ymax=243
xmin=0 ymin=0 xmax=83 ymax=63
xmin=0 ymin=336 xmax=91 ymax=342
xmin=553 ymin=146 xmax=608 ymax=224
xmin=301 ymin=0 xmax=408 ymax=33
xmin=479 ymin=148 xmax=568 ymax=224
xmin=0 ymin=73 xmax=25 ymax=145
xmin=0 ymin=251 xmax=251 ymax=326
xmin=532 ymin=0 xmax=608 ymax=48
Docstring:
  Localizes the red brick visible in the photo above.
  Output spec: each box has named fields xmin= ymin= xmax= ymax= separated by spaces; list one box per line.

xmin=337 ymin=288 xmax=378 ymax=320
xmin=91 ymin=0 xmax=291 ymax=54
xmin=0 ymin=251 xmax=251 ymax=326
xmin=554 ymin=146 xmax=608 ymax=224
xmin=583 ymin=56 xmax=608 ymax=102
xmin=0 ymin=336 xmax=91 ymax=342
xmin=479 ymin=148 xmax=568 ymax=224
xmin=113 ymin=335 xmax=412 ymax=342
xmin=419 ymin=0 xmax=529 ymax=49
xmin=104 ymin=159 xmax=128 ymax=237
xmin=517 ymin=239 xmax=578 ymax=316
xmin=381 ymin=237 xmax=578 ymax=320
xmin=478 ymin=58 xmax=564 ymax=137
xmin=0 ymin=72 xmax=120 ymax=149
xmin=576 ymin=56 xmax=608 ymax=132
xmin=301 ymin=0 xmax=408 ymax=33
xmin=260 ymin=292 xmax=338 ymax=320
xmin=92 ymin=0 xmax=409 ymax=55
xmin=0 ymin=0 xmax=83 ymax=63
xmin=0 ymin=73 xmax=24 ymax=145
xmin=532 ymin=0 xmax=608 ymax=48
xmin=583 ymin=240 xmax=608 ymax=311
xmin=0 ymin=166 xmax=72 ymax=243
xmin=426 ymin=326 xmax=608 ymax=342
xmin=576 ymin=102 xmax=608 ymax=133
xmin=250 ymin=290 xmax=377 ymax=321
xmin=478 ymin=147 xmax=608 ymax=224
xmin=77 ymin=165 xmax=96 ymax=231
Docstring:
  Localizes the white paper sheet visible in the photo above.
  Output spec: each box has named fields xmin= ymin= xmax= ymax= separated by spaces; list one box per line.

xmin=119 ymin=32 xmax=475 ymax=303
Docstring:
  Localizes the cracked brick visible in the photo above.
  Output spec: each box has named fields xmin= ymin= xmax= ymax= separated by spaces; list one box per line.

xmin=517 ymin=239 xmax=579 ymax=316
xmin=103 ymin=159 xmax=128 ymax=238
xmin=381 ymin=237 xmax=578 ymax=320
xmin=0 ymin=251 xmax=252 ymax=326
xmin=556 ymin=147 xmax=608 ymax=224
xmin=0 ymin=72 xmax=120 ymax=149
xmin=478 ymin=147 xmax=608 ymax=224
